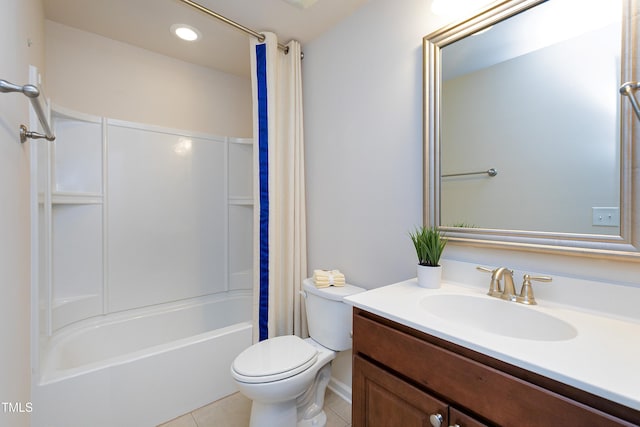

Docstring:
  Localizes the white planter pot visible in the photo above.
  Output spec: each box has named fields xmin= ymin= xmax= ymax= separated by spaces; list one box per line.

xmin=417 ymin=265 xmax=442 ymax=289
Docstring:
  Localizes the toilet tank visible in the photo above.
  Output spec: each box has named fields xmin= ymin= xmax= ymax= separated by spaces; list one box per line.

xmin=302 ymin=278 xmax=365 ymax=351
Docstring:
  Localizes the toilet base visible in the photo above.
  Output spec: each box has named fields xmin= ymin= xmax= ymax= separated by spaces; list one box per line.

xmin=249 ymin=402 xmax=327 ymax=427
xmin=248 ymin=402 xmax=328 ymax=427
xmin=236 ymin=338 xmax=336 ymax=427
xmin=297 ymin=410 xmax=327 ymax=427
xmin=247 ymin=356 xmax=333 ymax=427
xmin=296 ymin=362 xmax=332 ymax=426
xmin=249 ymin=401 xmax=298 ymax=427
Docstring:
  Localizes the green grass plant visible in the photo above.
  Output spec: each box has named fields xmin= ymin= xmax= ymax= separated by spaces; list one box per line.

xmin=409 ymin=226 xmax=447 ymax=267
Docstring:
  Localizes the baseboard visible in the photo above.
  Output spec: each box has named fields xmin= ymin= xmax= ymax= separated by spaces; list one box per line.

xmin=328 ymin=377 xmax=352 ymax=404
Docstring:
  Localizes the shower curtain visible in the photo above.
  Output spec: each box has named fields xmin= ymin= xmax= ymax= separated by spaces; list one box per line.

xmin=250 ymin=32 xmax=307 ymax=342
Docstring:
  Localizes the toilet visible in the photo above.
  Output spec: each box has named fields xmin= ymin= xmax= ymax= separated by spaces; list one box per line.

xmin=231 ymin=278 xmax=364 ymax=427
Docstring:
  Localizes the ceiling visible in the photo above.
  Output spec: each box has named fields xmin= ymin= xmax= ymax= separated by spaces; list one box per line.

xmin=42 ymin=0 xmax=371 ymax=77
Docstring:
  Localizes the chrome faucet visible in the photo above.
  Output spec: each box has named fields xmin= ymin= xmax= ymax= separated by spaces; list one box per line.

xmin=476 ymin=266 xmax=515 ymax=300
xmin=517 ymin=274 xmax=552 ymax=305
xmin=476 ymin=266 xmax=501 ymax=297
xmin=493 ymin=267 xmax=517 ymax=302
xmin=477 ymin=266 xmax=552 ymax=305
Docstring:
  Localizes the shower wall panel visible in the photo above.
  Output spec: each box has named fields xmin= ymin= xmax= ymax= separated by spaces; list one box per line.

xmin=53 ymin=116 xmax=102 ymax=194
xmin=38 ymin=106 xmax=253 ymax=332
xmin=51 ymin=204 xmax=103 ymax=327
xmin=228 ymin=140 xmax=253 ymax=291
xmin=107 ymin=124 xmax=227 ymax=312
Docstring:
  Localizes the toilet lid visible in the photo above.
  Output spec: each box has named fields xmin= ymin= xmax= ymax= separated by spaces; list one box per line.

xmin=232 ymin=335 xmax=318 ymax=383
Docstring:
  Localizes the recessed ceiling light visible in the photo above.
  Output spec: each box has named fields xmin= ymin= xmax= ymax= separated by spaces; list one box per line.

xmin=171 ymin=24 xmax=201 ymax=42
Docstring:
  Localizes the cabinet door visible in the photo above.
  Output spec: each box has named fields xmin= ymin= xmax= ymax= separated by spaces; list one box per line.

xmin=449 ymin=407 xmax=489 ymax=427
xmin=354 ymin=356 xmax=448 ymax=427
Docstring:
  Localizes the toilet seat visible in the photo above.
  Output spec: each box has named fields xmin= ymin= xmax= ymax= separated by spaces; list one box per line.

xmin=232 ymin=335 xmax=318 ymax=384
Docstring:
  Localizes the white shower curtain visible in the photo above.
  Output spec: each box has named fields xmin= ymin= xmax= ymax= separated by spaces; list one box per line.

xmin=250 ymin=32 xmax=307 ymax=342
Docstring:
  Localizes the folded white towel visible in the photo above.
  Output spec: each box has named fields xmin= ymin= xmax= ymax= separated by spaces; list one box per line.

xmin=313 ymin=281 xmax=331 ymax=288
xmin=313 ymin=277 xmax=345 ymax=283
xmin=313 ymin=269 xmax=346 ymax=287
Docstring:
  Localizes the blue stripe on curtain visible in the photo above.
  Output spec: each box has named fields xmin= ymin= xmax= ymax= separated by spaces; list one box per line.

xmin=256 ymin=43 xmax=270 ymax=341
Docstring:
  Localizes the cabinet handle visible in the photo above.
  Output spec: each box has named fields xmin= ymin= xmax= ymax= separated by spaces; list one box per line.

xmin=449 ymin=425 xmax=461 ymax=427
xmin=429 ymin=413 xmax=444 ymax=427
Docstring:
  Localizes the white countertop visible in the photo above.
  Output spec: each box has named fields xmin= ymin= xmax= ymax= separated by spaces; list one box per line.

xmin=345 ymin=279 xmax=640 ymax=411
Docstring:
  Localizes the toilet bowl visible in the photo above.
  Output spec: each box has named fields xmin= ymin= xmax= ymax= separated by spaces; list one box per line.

xmin=231 ymin=279 xmax=364 ymax=427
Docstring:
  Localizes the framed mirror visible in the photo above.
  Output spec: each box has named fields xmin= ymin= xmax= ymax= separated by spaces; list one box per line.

xmin=423 ymin=0 xmax=640 ymax=259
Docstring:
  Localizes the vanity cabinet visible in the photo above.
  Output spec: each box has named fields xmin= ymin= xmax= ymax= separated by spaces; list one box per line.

xmin=352 ymin=308 xmax=640 ymax=427
xmin=354 ymin=355 xmax=487 ymax=427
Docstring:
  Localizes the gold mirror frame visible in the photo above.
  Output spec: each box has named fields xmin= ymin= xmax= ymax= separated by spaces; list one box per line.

xmin=423 ymin=0 xmax=640 ymax=260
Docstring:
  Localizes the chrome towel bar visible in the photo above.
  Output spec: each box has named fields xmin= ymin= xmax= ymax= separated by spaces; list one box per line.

xmin=442 ymin=168 xmax=497 ymax=178
xmin=0 ymin=79 xmax=55 ymax=143
xmin=620 ymin=81 xmax=640 ymax=121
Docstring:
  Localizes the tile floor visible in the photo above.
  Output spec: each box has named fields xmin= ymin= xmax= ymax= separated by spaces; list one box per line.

xmin=158 ymin=389 xmax=352 ymax=427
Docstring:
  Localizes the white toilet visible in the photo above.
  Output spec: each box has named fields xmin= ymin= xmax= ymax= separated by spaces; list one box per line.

xmin=231 ymin=278 xmax=364 ymax=427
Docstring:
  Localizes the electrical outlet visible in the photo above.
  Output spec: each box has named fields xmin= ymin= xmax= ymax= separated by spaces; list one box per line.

xmin=592 ymin=207 xmax=620 ymax=227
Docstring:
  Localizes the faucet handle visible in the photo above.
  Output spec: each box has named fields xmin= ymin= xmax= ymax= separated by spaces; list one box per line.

xmin=517 ymin=274 xmax=552 ymax=305
xmin=476 ymin=266 xmax=502 ymax=297
xmin=476 ymin=266 xmax=494 ymax=274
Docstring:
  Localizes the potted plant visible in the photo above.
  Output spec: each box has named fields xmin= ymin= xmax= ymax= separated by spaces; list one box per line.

xmin=409 ymin=225 xmax=447 ymax=288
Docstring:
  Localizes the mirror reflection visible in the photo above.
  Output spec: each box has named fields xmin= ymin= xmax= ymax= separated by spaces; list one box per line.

xmin=439 ymin=0 xmax=622 ymax=235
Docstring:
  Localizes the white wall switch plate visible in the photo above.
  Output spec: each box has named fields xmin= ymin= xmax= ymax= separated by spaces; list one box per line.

xmin=592 ymin=207 xmax=620 ymax=227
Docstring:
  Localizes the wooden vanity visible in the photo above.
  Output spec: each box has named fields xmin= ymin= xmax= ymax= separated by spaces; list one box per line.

xmin=352 ymin=307 xmax=640 ymax=427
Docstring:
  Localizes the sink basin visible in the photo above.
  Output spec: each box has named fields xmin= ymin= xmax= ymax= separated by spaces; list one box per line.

xmin=420 ymin=294 xmax=577 ymax=341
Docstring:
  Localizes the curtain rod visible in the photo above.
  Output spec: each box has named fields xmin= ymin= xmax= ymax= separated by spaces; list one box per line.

xmin=178 ymin=0 xmax=290 ymax=54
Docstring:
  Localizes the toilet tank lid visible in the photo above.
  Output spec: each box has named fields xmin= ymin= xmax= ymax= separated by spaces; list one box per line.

xmin=302 ymin=278 xmax=365 ymax=301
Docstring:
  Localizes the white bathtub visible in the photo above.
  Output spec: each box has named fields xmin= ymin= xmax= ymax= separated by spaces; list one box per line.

xmin=32 ymin=291 xmax=253 ymax=427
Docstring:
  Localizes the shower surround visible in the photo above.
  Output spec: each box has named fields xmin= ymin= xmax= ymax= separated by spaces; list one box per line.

xmin=31 ymin=106 xmax=254 ymax=426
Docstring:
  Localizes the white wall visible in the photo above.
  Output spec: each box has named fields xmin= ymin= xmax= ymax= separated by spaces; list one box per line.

xmin=304 ymin=0 xmax=441 ymax=290
xmin=303 ymin=0 xmax=448 ymax=393
xmin=0 ymin=1 xmax=44 ymax=426
xmin=45 ymin=20 xmax=252 ymax=138
xmin=302 ymin=0 xmax=640 ymax=393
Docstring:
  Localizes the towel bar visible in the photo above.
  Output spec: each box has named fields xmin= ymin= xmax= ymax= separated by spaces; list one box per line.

xmin=442 ymin=168 xmax=497 ymax=178
xmin=0 ymin=79 xmax=55 ymax=143
xmin=620 ymin=81 xmax=640 ymax=121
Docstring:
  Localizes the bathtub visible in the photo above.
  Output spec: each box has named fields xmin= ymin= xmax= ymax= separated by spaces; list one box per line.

xmin=32 ymin=291 xmax=253 ymax=427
